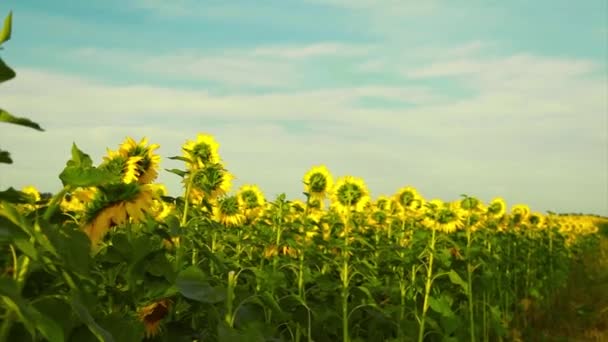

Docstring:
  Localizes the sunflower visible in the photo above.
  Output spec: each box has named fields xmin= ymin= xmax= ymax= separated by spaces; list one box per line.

xmin=182 ymin=133 xmax=221 ymax=169
xmin=60 ymin=187 xmax=97 ymax=213
xmin=82 ymin=183 xmax=160 ymax=250
xmin=115 ymin=137 xmax=161 ymax=184
xmin=20 ymin=185 xmax=41 ymax=212
xmin=393 ymin=186 xmax=421 ymax=209
xmin=510 ymin=204 xmax=530 ymax=224
xmin=303 ymin=165 xmax=334 ymax=202
xmin=527 ymin=212 xmax=545 ymax=229
xmin=137 ymin=299 xmax=172 ymax=338
xmin=213 ymin=196 xmax=245 ymax=227
xmin=424 ymin=199 xmax=465 ymax=233
xmin=187 ymin=163 xmax=233 ymax=202
xmin=374 ymin=196 xmax=391 ymax=211
xmin=487 ymin=197 xmax=507 ymax=219
xmin=237 ymin=184 xmax=265 ymax=221
xmin=330 ymin=176 xmax=371 ymax=214
xmin=237 ymin=184 xmax=265 ymax=210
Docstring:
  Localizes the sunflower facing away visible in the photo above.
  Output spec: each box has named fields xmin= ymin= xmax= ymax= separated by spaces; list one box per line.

xmin=330 ymin=176 xmax=371 ymax=215
xmin=303 ymin=165 xmax=334 ymax=202
xmin=116 ymin=137 xmax=161 ymax=184
xmin=237 ymin=184 xmax=265 ymax=220
xmin=182 ymin=133 xmax=221 ymax=169
xmin=186 ymin=163 xmax=234 ymax=203
xmin=213 ymin=195 xmax=245 ymax=227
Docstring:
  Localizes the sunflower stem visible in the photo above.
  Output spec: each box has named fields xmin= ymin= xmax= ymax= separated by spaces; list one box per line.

xmin=42 ymin=186 xmax=71 ymax=221
xmin=418 ymin=226 xmax=437 ymax=342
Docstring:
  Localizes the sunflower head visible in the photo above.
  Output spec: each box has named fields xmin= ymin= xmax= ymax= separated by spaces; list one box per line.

xmin=237 ymin=185 xmax=265 ymax=210
xmin=394 ymin=186 xmax=421 ymax=209
xmin=188 ymin=163 xmax=233 ymax=201
xmin=213 ymin=195 xmax=245 ymax=227
xmin=116 ymin=137 xmax=161 ymax=184
xmin=424 ymin=200 xmax=464 ymax=233
xmin=182 ymin=133 xmax=221 ymax=169
xmin=303 ymin=165 xmax=334 ymax=201
xmin=487 ymin=198 xmax=507 ymax=219
xmin=330 ymin=176 xmax=371 ymax=214
xmin=138 ymin=299 xmax=172 ymax=338
xmin=527 ymin=212 xmax=545 ymax=228
xmin=510 ymin=204 xmax=530 ymax=224
xmin=82 ymin=183 xmax=160 ymax=250
xmin=20 ymin=185 xmax=41 ymax=212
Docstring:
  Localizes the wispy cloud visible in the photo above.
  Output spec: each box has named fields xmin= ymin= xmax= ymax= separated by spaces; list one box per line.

xmin=2 ymin=50 xmax=606 ymax=214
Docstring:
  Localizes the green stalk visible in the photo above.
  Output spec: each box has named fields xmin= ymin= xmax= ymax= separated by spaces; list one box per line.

xmin=418 ymin=227 xmax=437 ymax=342
xmin=465 ymin=215 xmax=476 ymax=342
xmin=341 ymin=209 xmax=352 ymax=342
xmin=42 ymin=186 xmax=70 ymax=221
xmin=225 ymin=271 xmax=237 ymax=327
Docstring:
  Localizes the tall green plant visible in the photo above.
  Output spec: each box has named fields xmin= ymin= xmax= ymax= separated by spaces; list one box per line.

xmin=0 ymin=10 xmax=44 ymax=171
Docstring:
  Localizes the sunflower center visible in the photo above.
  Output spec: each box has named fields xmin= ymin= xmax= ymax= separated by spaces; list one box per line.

xmin=336 ymin=183 xmax=363 ymax=206
xmin=309 ymin=173 xmax=327 ymax=193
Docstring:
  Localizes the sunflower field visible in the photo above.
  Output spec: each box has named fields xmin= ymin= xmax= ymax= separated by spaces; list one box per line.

xmin=1 ymin=9 xmax=607 ymax=342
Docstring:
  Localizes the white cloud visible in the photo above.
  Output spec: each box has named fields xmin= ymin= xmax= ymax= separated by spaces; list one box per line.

xmin=2 ymin=45 xmax=607 ymax=215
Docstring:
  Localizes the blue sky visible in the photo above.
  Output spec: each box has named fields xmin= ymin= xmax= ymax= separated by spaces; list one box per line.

xmin=1 ymin=0 xmax=607 ymax=215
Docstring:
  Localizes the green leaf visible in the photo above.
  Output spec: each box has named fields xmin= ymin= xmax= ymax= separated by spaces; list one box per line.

xmin=0 ymin=11 xmax=12 ymax=45
xmin=70 ymin=295 xmax=115 ymax=342
xmin=0 ymin=278 xmax=64 ymax=342
xmin=58 ymin=144 xmax=119 ymax=187
xmin=0 ymin=109 xmax=44 ymax=131
xmin=0 ymin=202 xmax=33 ymax=236
xmin=428 ymin=296 xmax=455 ymax=318
xmin=167 ymin=156 xmax=191 ymax=163
xmin=165 ymin=168 xmax=187 ymax=178
xmin=448 ymin=270 xmax=468 ymax=295
xmin=176 ymin=266 xmax=226 ymax=303
xmin=0 ymin=58 xmax=15 ymax=83
xmin=0 ymin=148 xmax=12 ymax=163
xmin=29 ymin=310 xmax=65 ymax=342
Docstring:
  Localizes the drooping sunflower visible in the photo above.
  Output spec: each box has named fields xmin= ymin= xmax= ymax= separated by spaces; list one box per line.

xmin=82 ymin=183 xmax=161 ymax=250
xmin=115 ymin=137 xmax=161 ymax=184
xmin=182 ymin=133 xmax=221 ymax=170
xmin=330 ymin=176 xmax=371 ymax=215
xmin=213 ymin=195 xmax=245 ymax=227
xmin=137 ymin=299 xmax=172 ymax=338
xmin=487 ymin=197 xmax=507 ymax=219
xmin=303 ymin=165 xmax=334 ymax=202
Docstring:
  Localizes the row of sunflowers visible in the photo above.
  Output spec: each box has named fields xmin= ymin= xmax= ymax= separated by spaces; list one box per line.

xmin=2 ymin=133 xmax=603 ymax=342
